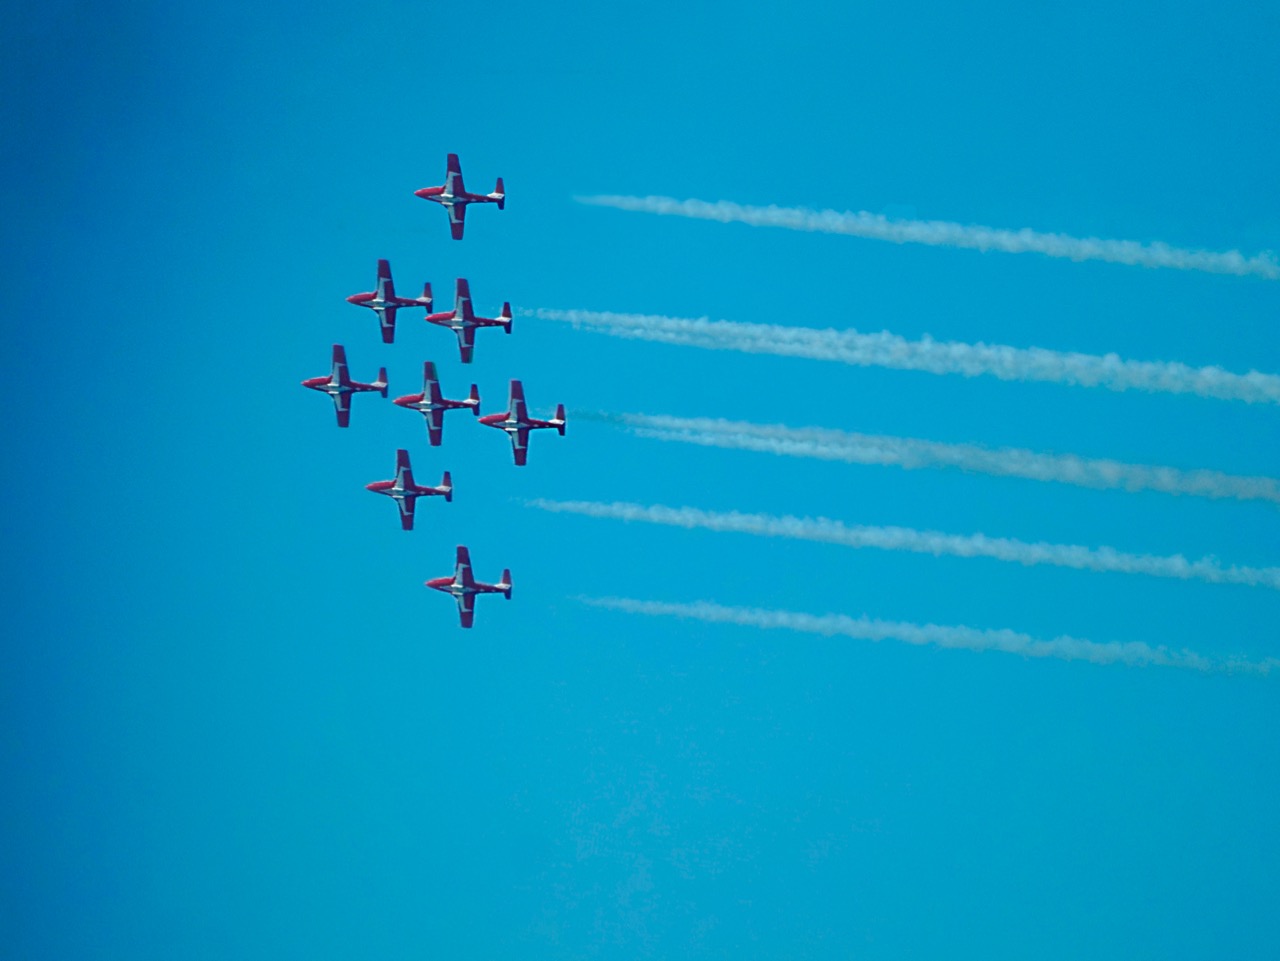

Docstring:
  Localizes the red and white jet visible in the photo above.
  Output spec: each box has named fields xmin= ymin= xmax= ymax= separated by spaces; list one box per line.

xmin=346 ymin=259 xmax=431 ymax=344
xmin=479 ymin=380 xmax=565 ymax=466
xmin=414 ymin=154 xmax=504 ymax=240
xmin=393 ymin=361 xmax=481 ymax=446
xmin=426 ymin=545 xmax=511 ymax=628
xmin=365 ymin=449 xmax=452 ymax=531
xmin=422 ymin=278 xmax=512 ymax=364
xmin=301 ymin=344 xmax=387 ymax=428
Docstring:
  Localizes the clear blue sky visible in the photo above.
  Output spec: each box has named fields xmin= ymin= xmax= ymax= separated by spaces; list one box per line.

xmin=3 ymin=1 xmax=1278 ymax=958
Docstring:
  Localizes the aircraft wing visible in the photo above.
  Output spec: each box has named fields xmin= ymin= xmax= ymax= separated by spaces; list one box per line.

xmin=456 ymin=324 xmax=476 ymax=364
xmin=455 ymin=591 xmax=475 ymax=629
xmin=445 ymin=153 xmax=465 ymax=197
xmin=331 ymin=344 xmax=349 ymax=384
xmin=426 ymin=408 xmax=444 ymax=447
xmin=332 ymin=391 xmax=351 ymax=428
xmin=455 ymin=546 xmax=474 ymax=587
xmin=449 ymin=202 xmax=466 ymax=241
xmin=454 ymin=279 xmax=473 ymax=319
xmin=376 ymin=259 xmax=395 ymax=300
xmin=395 ymin=448 xmax=415 ymax=489
xmin=511 ymin=427 xmax=530 ymax=466
xmin=397 ymin=495 xmax=416 ymax=531
xmin=424 ymin=361 xmax=443 ymax=404
xmin=508 ymin=380 xmax=528 ymax=424
xmin=378 ymin=306 xmax=397 ymax=344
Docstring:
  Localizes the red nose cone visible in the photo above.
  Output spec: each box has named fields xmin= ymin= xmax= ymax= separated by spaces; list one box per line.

xmin=392 ymin=395 xmax=414 ymax=407
xmin=364 ymin=482 xmax=379 ymax=492
xmin=345 ymin=294 xmax=361 ymax=305
xmin=413 ymin=188 xmax=430 ymax=199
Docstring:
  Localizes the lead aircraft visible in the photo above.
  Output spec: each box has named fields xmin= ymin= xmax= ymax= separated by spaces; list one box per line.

xmin=301 ymin=344 xmax=387 ymax=427
xmin=346 ymin=259 xmax=431 ymax=344
xmin=422 ymin=278 xmax=512 ymax=363
xmin=393 ymin=361 xmax=481 ymax=446
xmin=479 ymin=380 xmax=565 ymax=466
xmin=414 ymin=154 xmax=504 ymax=240
xmin=426 ymin=546 xmax=511 ymax=628
xmin=365 ymin=449 xmax=452 ymax=531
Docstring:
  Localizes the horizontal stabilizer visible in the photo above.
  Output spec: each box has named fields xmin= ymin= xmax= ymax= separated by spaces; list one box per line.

xmin=554 ymin=403 xmax=566 ymax=435
xmin=500 ymin=569 xmax=512 ymax=598
xmin=441 ymin=470 xmax=453 ymax=502
xmin=377 ymin=369 xmax=388 ymax=397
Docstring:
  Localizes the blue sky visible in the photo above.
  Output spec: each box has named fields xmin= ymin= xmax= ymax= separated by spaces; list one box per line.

xmin=3 ymin=0 xmax=1278 ymax=957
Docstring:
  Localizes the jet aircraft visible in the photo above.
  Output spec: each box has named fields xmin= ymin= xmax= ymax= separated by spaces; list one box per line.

xmin=365 ymin=449 xmax=452 ymax=531
xmin=346 ymin=259 xmax=431 ymax=344
xmin=422 ymin=278 xmax=512 ymax=363
xmin=393 ymin=361 xmax=481 ymax=446
xmin=479 ymin=380 xmax=565 ymax=466
xmin=426 ymin=545 xmax=511 ymax=628
xmin=414 ymin=154 xmax=504 ymax=240
xmin=301 ymin=344 xmax=387 ymax=428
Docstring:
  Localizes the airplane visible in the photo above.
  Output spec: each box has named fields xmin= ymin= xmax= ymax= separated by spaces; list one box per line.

xmin=345 ymin=259 xmax=431 ymax=344
xmin=479 ymin=380 xmax=565 ymax=466
xmin=301 ymin=344 xmax=387 ymax=427
xmin=414 ymin=153 xmax=504 ymax=240
xmin=365 ymin=449 xmax=452 ymax=531
xmin=425 ymin=545 xmax=511 ymax=628
xmin=393 ymin=361 xmax=481 ymax=446
xmin=422 ymin=278 xmax=512 ymax=363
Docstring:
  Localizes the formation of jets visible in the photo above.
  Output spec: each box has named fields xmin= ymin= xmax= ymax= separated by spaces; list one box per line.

xmin=301 ymin=154 xmax=562 ymax=627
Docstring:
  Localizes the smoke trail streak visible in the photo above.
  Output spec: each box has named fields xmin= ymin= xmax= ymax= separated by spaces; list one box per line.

xmin=582 ymin=597 xmax=1279 ymax=676
xmin=529 ymin=308 xmax=1280 ymax=405
xmin=530 ymin=499 xmax=1280 ymax=590
xmin=584 ymin=412 xmax=1280 ymax=505
xmin=577 ymin=195 xmax=1280 ymax=280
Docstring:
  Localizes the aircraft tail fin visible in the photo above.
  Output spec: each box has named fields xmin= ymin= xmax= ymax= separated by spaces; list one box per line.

xmin=492 ymin=177 xmax=505 ymax=209
xmin=500 ymin=302 xmax=513 ymax=333
xmin=554 ymin=403 xmax=566 ymax=435
xmin=468 ymin=384 xmax=481 ymax=413
xmin=376 ymin=368 xmax=389 ymax=397
xmin=441 ymin=470 xmax=453 ymax=502
xmin=419 ymin=282 xmax=433 ymax=309
xmin=499 ymin=569 xmax=512 ymax=599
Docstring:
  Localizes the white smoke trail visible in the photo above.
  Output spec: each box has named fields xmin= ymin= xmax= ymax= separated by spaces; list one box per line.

xmin=588 ymin=412 xmax=1280 ymax=505
xmin=530 ymin=499 xmax=1280 ymax=590
xmin=577 ymin=195 xmax=1280 ymax=280
xmin=529 ymin=308 xmax=1280 ymax=405
xmin=582 ymin=596 xmax=1279 ymax=676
